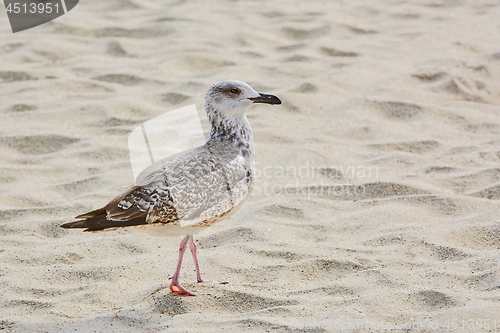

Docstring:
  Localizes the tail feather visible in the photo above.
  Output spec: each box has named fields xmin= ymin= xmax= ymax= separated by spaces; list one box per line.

xmin=61 ymin=185 xmax=167 ymax=232
xmin=61 ymin=210 xmax=148 ymax=231
xmin=75 ymin=207 xmax=107 ymax=219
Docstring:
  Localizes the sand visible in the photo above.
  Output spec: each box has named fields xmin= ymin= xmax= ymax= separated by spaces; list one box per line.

xmin=1 ymin=0 xmax=500 ymax=332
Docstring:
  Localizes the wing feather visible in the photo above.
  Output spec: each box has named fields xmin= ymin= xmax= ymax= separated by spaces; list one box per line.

xmin=61 ymin=143 xmax=251 ymax=231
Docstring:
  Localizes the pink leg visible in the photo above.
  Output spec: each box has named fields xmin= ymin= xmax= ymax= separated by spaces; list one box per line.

xmin=169 ymin=234 xmax=198 ymax=296
xmin=189 ymin=236 xmax=227 ymax=285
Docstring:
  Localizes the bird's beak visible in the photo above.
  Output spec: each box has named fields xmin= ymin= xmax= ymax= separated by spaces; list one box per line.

xmin=248 ymin=93 xmax=281 ymax=105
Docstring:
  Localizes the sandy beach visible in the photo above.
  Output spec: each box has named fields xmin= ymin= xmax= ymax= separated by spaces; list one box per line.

xmin=1 ymin=0 xmax=500 ymax=332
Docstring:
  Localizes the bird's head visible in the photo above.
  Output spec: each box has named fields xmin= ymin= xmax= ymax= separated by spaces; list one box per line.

xmin=205 ymin=80 xmax=281 ymax=118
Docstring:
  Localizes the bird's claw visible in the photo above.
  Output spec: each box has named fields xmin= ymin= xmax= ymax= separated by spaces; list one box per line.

xmin=169 ymin=282 xmax=199 ymax=296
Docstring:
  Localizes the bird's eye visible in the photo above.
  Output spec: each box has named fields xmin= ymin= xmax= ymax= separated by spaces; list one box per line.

xmin=231 ymin=89 xmax=239 ymax=94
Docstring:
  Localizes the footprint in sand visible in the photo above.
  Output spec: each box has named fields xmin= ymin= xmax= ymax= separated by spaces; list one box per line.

xmin=0 ymin=71 xmax=37 ymax=83
xmin=370 ymin=100 xmax=424 ymax=120
xmin=0 ymin=135 xmax=78 ymax=155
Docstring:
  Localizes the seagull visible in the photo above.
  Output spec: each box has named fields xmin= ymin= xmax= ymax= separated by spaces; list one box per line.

xmin=61 ymin=80 xmax=281 ymax=296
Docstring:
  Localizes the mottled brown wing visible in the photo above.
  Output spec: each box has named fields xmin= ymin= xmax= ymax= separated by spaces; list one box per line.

xmin=61 ymin=184 xmax=179 ymax=231
xmin=61 ymin=142 xmax=246 ymax=231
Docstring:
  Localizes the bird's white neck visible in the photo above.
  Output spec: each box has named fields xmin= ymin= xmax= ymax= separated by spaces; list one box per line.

xmin=206 ymin=108 xmax=254 ymax=159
